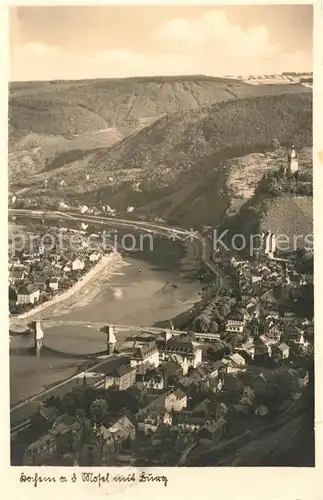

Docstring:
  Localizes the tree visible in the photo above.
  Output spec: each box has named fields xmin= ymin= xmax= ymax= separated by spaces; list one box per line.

xmin=70 ymin=387 xmax=87 ymax=409
xmin=75 ymin=408 xmax=87 ymax=420
xmin=61 ymin=394 xmax=76 ymax=415
xmin=210 ymin=320 xmax=219 ymax=333
xmin=90 ymin=398 xmax=108 ymax=424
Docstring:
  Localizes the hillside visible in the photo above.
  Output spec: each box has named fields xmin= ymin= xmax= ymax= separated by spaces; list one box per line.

xmin=219 ymin=146 xmax=313 ymax=250
xmin=11 ymin=91 xmax=312 ymax=228
xmin=9 ymin=75 xmax=310 ymax=182
xmin=9 ymin=75 xmax=309 ymax=142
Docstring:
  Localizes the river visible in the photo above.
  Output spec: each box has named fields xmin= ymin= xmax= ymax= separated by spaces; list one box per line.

xmin=10 ymin=215 xmax=202 ymax=403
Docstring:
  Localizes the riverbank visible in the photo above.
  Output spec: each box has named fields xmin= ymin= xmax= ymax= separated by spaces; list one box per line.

xmin=12 ymin=250 xmax=126 ymax=322
xmin=9 ymin=217 xmax=203 ymax=404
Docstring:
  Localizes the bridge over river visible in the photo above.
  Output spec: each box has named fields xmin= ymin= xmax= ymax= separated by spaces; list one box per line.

xmin=10 ymin=318 xmax=221 ymax=344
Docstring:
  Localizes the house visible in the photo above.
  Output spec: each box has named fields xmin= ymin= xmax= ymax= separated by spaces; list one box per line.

xmin=22 ymin=252 xmax=41 ymax=263
xmin=240 ymin=294 xmax=252 ymax=306
xmin=241 ymin=385 xmax=256 ymax=405
xmin=9 ymin=269 xmax=27 ymax=284
xmin=23 ymin=416 xmax=83 ymax=466
xmin=298 ymin=369 xmax=310 ymax=388
xmin=304 ymin=323 xmax=314 ymax=342
xmin=142 ymin=369 xmax=165 ymax=391
xmin=208 ymin=375 xmax=225 ymax=393
xmin=288 ymin=327 xmax=306 ymax=345
xmin=225 ymin=312 xmax=245 ymax=333
xmin=136 ymin=392 xmax=170 ymax=419
xmin=226 ymin=353 xmax=246 ymax=373
xmin=50 ymin=253 xmax=59 ymax=266
xmin=260 ymin=287 xmax=277 ymax=304
xmin=49 ymin=277 xmax=59 ymax=291
xmin=263 ymin=324 xmax=282 ymax=343
xmin=251 ymin=273 xmax=263 ymax=284
xmin=9 ymin=256 xmax=23 ymax=269
xmin=95 ymin=415 xmax=136 ymax=464
xmin=171 ymin=414 xmax=210 ymax=433
xmin=236 ymin=339 xmax=255 ymax=359
xmin=63 ymin=261 xmax=72 ymax=273
xmin=195 ymin=360 xmax=227 ymax=380
xmin=157 ymin=337 xmax=202 ymax=375
xmin=137 ymin=410 xmax=172 ymax=434
xmin=104 ymin=364 xmax=136 ymax=391
xmin=246 ymin=303 xmax=261 ymax=319
xmin=198 ymin=417 xmax=227 ymax=442
xmin=30 ymin=404 xmax=60 ymax=433
xmin=280 ymin=309 xmax=296 ymax=323
xmin=255 ymin=405 xmax=268 ymax=416
xmin=265 ymin=310 xmax=280 ymax=321
xmin=33 ymin=274 xmax=48 ymax=291
xmin=72 ymin=258 xmax=85 ymax=271
xmin=17 ymin=285 xmax=40 ymax=305
xmin=191 ymin=361 xmax=226 ymax=393
xmin=164 ymin=388 xmax=187 ymax=412
xmin=253 ymin=336 xmax=270 ymax=358
xmin=126 ymin=341 xmax=159 ymax=375
xmin=237 ymin=307 xmax=251 ymax=322
xmin=89 ymin=252 xmax=101 ymax=263
xmin=272 ymin=343 xmax=290 ymax=360
xmin=193 ymin=399 xmax=228 ymax=419
xmin=81 ymin=419 xmax=138 ymax=466
xmin=23 ymin=433 xmax=57 ymax=466
xmin=249 ymin=318 xmax=260 ymax=336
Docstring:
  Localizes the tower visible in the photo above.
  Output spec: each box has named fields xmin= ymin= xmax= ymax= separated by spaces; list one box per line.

xmin=102 ymin=325 xmax=116 ymax=355
xmin=262 ymin=231 xmax=276 ymax=257
xmin=288 ymin=145 xmax=299 ymax=174
xmin=262 ymin=231 xmax=271 ymax=255
xmin=268 ymin=232 xmax=277 ymax=258
xmin=31 ymin=320 xmax=44 ymax=356
xmin=265 ymin=231 xmax=271 ymax=255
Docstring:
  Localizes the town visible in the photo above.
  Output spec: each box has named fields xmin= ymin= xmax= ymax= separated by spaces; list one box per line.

xmin=8 ymin=224 xmax=116 ymax=316
xmin=11 ymin=157 xmax=313 ymax=466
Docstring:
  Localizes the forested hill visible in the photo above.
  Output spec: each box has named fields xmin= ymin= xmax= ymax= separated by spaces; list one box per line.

xmin=9 ymin=75 xmax=310 ymax=143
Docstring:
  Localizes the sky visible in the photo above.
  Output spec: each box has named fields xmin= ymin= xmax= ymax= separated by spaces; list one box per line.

xmin=9 ymin=5 xmax=313 ymax=81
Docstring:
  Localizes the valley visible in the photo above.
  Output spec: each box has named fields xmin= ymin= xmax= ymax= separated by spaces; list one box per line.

xmin=9 ymin=73 xmax=314 ymax=468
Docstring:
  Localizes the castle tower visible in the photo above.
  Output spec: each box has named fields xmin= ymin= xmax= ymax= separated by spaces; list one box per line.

xmin=31 ymin=320 xmax=44 ymax=356
xmin=262 ymin=231 xmax=271 ymax=255
xmin=288 ymin=145 xmax=299 ymax=174
xmin=262 ymin=231 xmax=276 ymax=257
xmin=102 ymin=325 xmax=116 ymax=355
xmin=268 ymin=232 xmax=277 ymax=258
xmin=265 ymin=231 xmax=271 ymax=255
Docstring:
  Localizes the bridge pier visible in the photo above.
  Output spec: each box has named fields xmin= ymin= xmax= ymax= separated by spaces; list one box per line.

xmin=29 ymin=320 xmax=44 ymax=356
xmin=101 ymin=325 xmax=117 ymax=355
